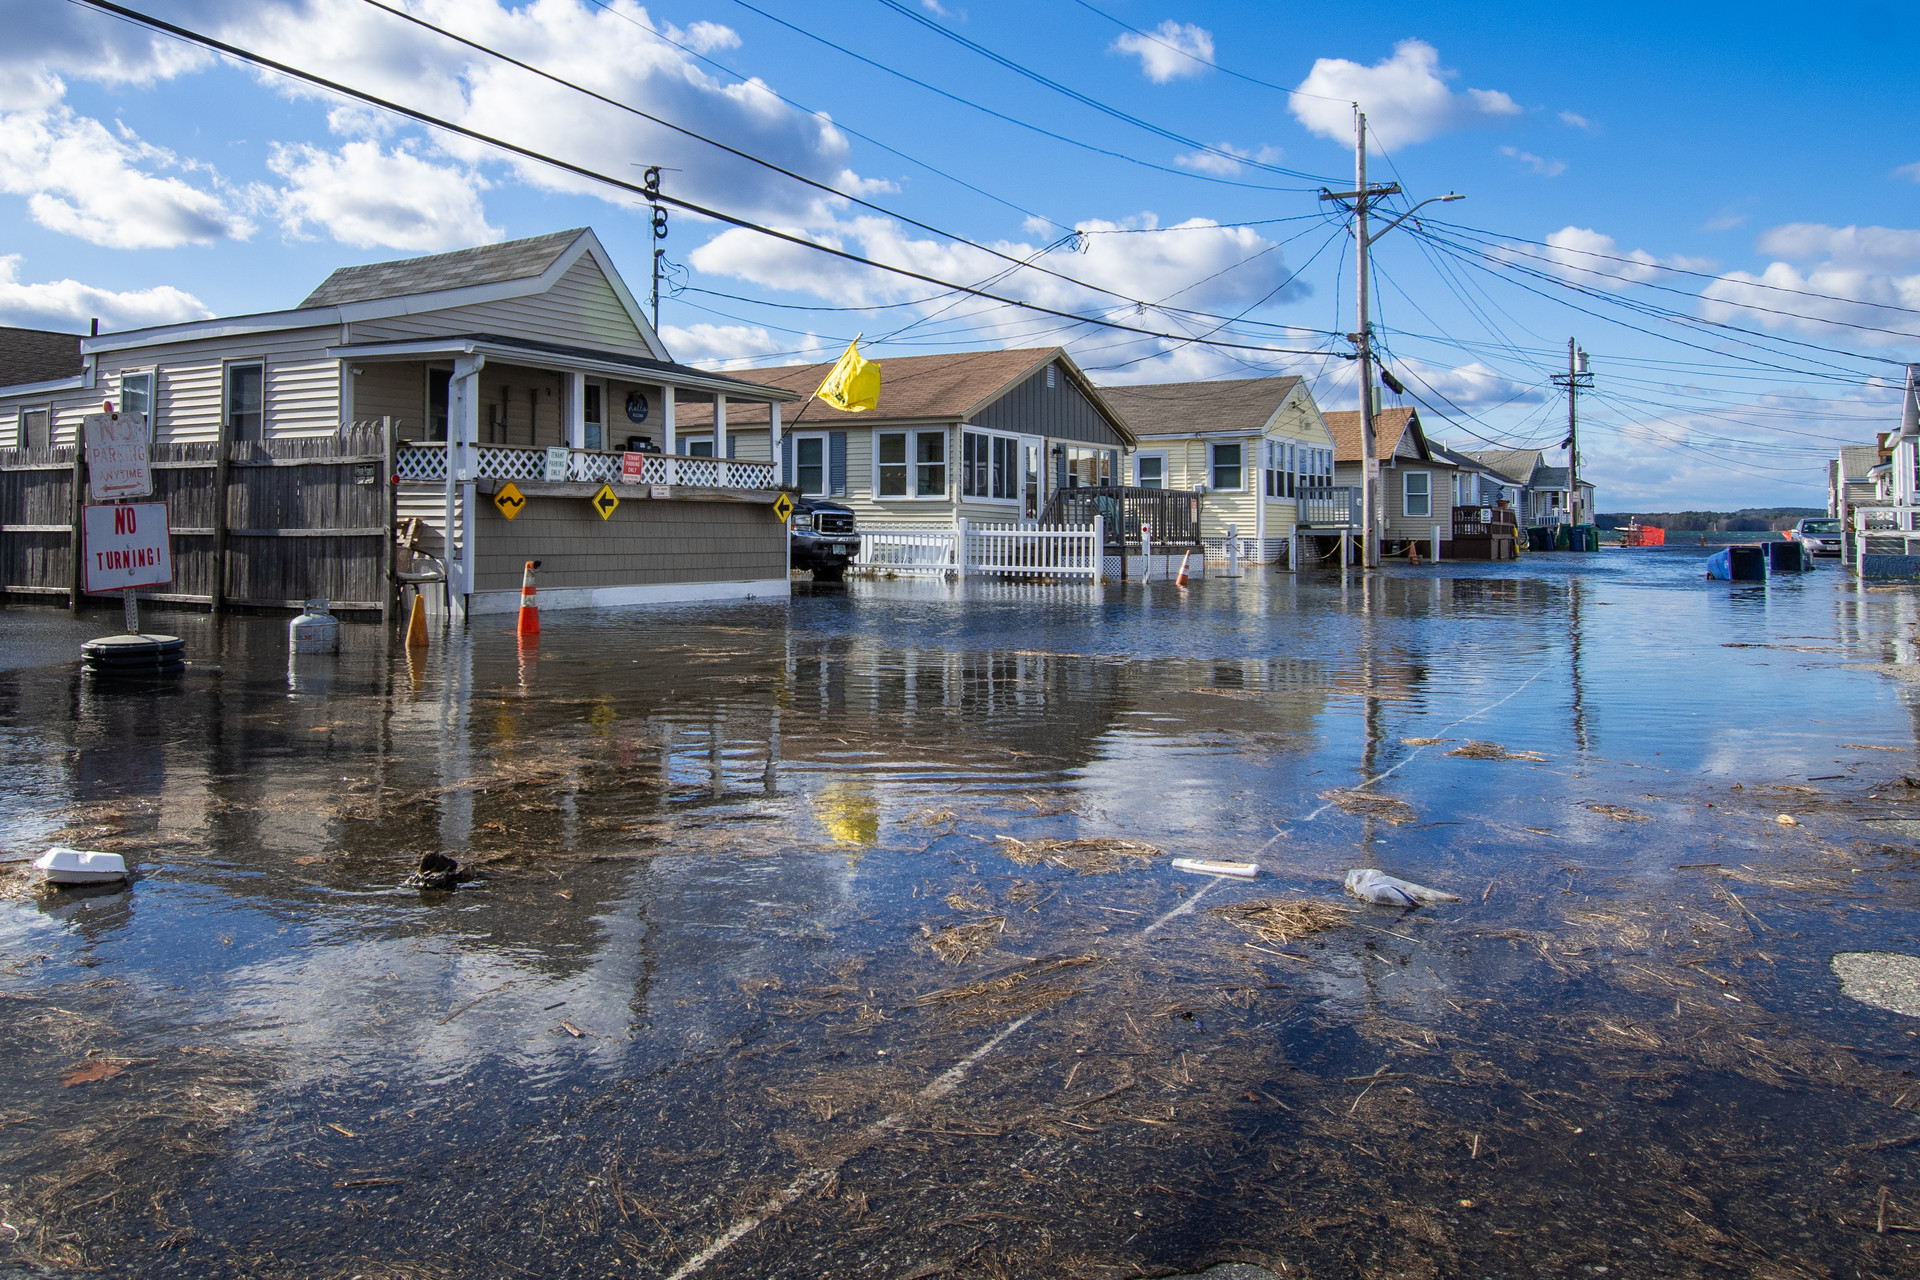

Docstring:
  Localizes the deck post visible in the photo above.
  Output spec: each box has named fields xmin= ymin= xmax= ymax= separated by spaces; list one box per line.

xmin=1289 ymin=523 xmax=1299 ymax=574
xmin=1093 ymin=513 xmax=1105 ymax=584
xmin=566 ymin=373 xmax=586 ymax=452
xmin=1142 ymin=527 xmax=1154 ymax=581
xmin=769 ymin=400 xmax=783 ymax=487
xmin=1431 ymin=523 xmax=1443 ymax=562
xmin=714 ymin=394 xmax=727 ymax=461
xmin=955 ymin=517 xmax=969 ymax=580
xmin=662 ymin=383 xmax=676 ymax=457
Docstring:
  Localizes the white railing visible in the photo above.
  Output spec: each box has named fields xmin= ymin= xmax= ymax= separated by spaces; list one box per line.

xmin=853 ymin=519 xmax=1105 ymax=580
xmin=1298 ymin=486 xmax=1359 ymax=528
xmin=394 ymin=442 xmax=775 ymax=491
xmin=1854 ymin=507 xmax=1920 ymax=562
xmin=856 ymin=526 xmax=957 ymax=574
xmin=965 ymin=520 xmax=1102 ymax=578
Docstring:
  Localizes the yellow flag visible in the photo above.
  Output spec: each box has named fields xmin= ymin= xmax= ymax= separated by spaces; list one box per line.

xmin=815 ymin=339 xmax=881 ymax=413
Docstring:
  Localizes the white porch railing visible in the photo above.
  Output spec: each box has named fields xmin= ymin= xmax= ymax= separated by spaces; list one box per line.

xmin=1854 ymin=506 xmax=1920 ymax=561
xmin=854 ymin=519 xmax=1105 ymax=581
xmin=1297 ymin=486 xmax=1360 ymax=528
xmin=394 ymin=442 xmax=775 ymax=491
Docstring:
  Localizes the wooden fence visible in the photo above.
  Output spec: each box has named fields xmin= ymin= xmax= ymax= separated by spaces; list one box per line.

xmin=0 ymin=422 xmax=396 ymax=617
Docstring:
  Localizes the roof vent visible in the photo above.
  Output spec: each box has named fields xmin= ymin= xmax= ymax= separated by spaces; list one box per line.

xmin=1045 ymin=364 xmax=1056 ymax=389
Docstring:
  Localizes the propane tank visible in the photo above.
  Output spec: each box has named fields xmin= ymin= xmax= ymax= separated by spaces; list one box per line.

xmin=290 ymin=599 xmax=339 ymax=655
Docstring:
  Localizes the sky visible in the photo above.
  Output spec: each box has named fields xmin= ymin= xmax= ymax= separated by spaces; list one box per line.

xmin=4 ymin=0 xmax=1918 ymax=511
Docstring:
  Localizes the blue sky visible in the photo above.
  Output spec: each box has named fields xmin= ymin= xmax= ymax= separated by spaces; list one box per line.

xmin=5 ymin=0 xmax=1918 ymax=510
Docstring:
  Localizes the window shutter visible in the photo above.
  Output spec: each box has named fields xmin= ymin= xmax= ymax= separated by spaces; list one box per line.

xmin=829 ymin=431 xmax=847 ymax=496
xmin=727 ymin=434 xmax=737 ymax=459
xmin=781 ymin=432 xmax=794 ymax=486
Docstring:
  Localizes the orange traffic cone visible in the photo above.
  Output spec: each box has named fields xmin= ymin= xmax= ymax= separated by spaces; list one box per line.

xmin=1175 ymin=550 xmax=1191 ymax=588
xmin=406 ymin=592 xmax=428 ymax=648
xmin=517 ymin=559 xmax=541 ymax=637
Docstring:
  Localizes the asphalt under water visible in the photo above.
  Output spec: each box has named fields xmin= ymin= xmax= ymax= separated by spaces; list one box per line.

xmin=3 ymin=548 xmax=1920 ymax=1278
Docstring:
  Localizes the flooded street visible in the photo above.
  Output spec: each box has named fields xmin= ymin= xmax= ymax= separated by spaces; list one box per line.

xmin=4 ymin=549 xmax=1920 ymax=1278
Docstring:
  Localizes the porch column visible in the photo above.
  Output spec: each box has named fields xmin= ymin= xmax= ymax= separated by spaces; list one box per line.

xmin=715 ymin=394 xmax=727 ymax=459
xmin=449 ymin=353 xmax=484 ymax=609
xmin=770 ymin=400 xmax=783 ymax=486
xmin=662 ymin=384 xmax=676 ymax=455
xmin=566 ymin=372 xmax=586 ymax=450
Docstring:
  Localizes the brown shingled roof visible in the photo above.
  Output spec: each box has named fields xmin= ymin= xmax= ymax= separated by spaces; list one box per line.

xmin=0 ymin=326 xmax=84 ymax=388
xmin=676 ymin=346 xmax=1129 ymax=439
xmin=1098 ymin=375 xmax=1303 ymax=437
xmin=1323 ymin=407 xmax=1421 ymax=463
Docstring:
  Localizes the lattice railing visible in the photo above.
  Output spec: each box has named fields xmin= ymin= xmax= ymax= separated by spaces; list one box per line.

xmin=393 ymin=443 xmax=776 ymax=491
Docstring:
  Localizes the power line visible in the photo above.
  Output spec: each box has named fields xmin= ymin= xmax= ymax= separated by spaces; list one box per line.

xmin=1065 ymin=0 xmax=1350 ymax=104
xmin=69 ymin=0 xmax=1342 ymax=362
xmin=868 ymin=0 xmax=1338 ymax=185
xmin=725 ymin=0 xmax=1319 ymax=193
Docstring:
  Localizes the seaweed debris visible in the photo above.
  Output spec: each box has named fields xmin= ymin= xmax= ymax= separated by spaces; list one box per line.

xmin=1319 ymin=790 xmax=1418 ymax=825
xmin=1209 ymin=897 xmax=1355 ymax=943
xmin=994 ymin=837 xmax=1165 ymax=874
xmin=918 ymin=916 xmax=1005 ymax=965
xmin=1447 ymin=741 xmax=1548 ymax=762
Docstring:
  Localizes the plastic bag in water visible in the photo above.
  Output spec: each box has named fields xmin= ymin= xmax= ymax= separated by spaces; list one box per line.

xmin=1344 ymin=868 xmax=1461 ymax=907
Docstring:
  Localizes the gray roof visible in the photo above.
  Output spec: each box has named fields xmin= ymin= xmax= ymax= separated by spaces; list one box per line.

xmin=1 ymin=325 xmax=84 ymax=386
xmin=1533 ymin=466 xmax=1572 ymax=489
xmin=300 ymin=228 xmax=586 ymax=308
xmin=1840 ymin=444 xmax=1882 ymax=481
xmin=1097 ymin=375 xmax=1302 ymax=436
xmin=1431 ymin=443 xmax=1505 ymax=475
xmin=1461 ymin=448 xmax=1546 ymax=485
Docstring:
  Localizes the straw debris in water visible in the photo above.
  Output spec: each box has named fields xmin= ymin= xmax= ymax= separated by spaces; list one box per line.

xmin=1447 ymin=741 xmax=1547 ymax=762
xmin=1319 ymin=789 xmax=1418 ymax=825
xmin=1210 ymin=897 xmax=1355 ymax=944
xmin=993 ymin=836 xmax=1165 ymax=874
xmin=918 ymin=916 xmax=1005 ymax=965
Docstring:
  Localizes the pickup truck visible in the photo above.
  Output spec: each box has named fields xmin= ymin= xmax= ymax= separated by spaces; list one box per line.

xmin=789 ymin=498 xmax=860 ymax=581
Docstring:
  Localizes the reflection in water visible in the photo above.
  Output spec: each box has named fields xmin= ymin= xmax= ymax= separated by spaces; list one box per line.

xmin=4 ymin=553 xmax=1920 ymax=1277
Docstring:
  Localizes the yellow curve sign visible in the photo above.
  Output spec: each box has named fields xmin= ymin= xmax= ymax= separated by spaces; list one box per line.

xmin=493 ymin=481 xmax=526 ymax=520
xmin=591 ymin=484 xmax=621 ymax=520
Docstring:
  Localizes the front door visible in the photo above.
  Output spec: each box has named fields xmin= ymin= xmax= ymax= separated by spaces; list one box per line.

xmin=1020 ymin=435 xmax=1043 ymax=518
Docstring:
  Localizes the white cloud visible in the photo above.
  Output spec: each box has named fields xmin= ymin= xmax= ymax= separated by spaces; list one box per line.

xmin=1558 ymin=110 xmax=1592 ymax=130
xmin=1384 ymin=357 xmax=1544 ymax=408
xmin=1499 ymin=146 xmax=1565 ymax=178
xmin=1897 ymin=162 xmax=1920 ymax=183
xmin=660 ymin=321 xmax=817 ymax=370
xmin=0 ymin=102 xmax=252 ymax=248
xmin=0 ymin=254 xmax=210 ymax=331
xmin=1291 ymin=40 xmax=1520 ymax=147
xmin=1699 ymin=223 xmax=1920 ymax=347
xmin=1173 ymin=142 xmax=1282 ymax=177
xmin=0 ymin=1 xmax=213 ymax=111
xmin=268 ymin=140 xmax=498 ymax=251
xmin=1525 ymin=226 xmax=1713 ymax=289
xmin=1111 ymin=21 xmax=1215 ymax=83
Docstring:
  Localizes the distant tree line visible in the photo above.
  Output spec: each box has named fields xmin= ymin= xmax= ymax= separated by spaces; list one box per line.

xmin=1594 ymin=508 xmax=1824 ymax=533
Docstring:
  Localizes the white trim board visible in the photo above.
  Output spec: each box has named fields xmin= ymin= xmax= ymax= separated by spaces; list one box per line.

xmin=465 ymin=577 xmax=792 ymax=614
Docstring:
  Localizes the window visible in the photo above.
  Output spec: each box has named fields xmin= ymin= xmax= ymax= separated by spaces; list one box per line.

xmin=120 ymin=372 xmax=152 ymax=438
xmin=688 ymin=440 xmax=714 ymax=458
xmin=916 ymin=430 xmax=946 ymax=497
xmin=17 ymin=408 xmax=49 ymax=450
xmin=1136 ymin=453 xmax=1165 ymax=489
xmin=795 ymin=435 xmax=826 ymax=495
xmin=226 ymin=362 xmax=263 ymax=442
xmin=1210 ymin=441 xmax=1243 ymax=491
xmin=961 ymin=430 xmax=1020 ymax=500
xmin=584 ymin=383 xmax=603 ymax=452
xmin=877 ymin=432 xmax=908 ymax=497
xmin=427 ymin=368 xmax=450 ymax=442
xmin=1404 ymin=470 xmax=1432 ymax=518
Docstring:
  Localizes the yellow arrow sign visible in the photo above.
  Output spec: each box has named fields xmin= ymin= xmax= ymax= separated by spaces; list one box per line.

xmin=494 ymin=481 xmax=526 ymax=520
xmin=771 ymin=492 xmax=794 ymax=523
xmin=591 ymin=483 xmax=621 ymax=520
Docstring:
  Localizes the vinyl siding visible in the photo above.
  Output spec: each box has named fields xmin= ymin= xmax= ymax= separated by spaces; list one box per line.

xmin=973 ymin=361 xmax=1125 ymax=447
xmin=351 ymin=255 xmax=653 ymax=355
xmin=1130 ymin=386 xmax=1339 ymax=542
xmin=473 ymin=493 xmax=785 ymax=591
xmin=352 ymin=362 xmax=428 ymax=438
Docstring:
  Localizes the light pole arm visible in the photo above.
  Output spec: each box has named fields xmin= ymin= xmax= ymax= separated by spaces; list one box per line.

xmin=1369 ymin=194 xmax=1464 ymax=242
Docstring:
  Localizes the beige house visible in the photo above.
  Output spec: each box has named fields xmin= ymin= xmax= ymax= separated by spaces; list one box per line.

xmin=673 ymin=346 xmax=1135 ymax=524
xmin=1326 ymin=407 xmax=1458 ymax=554
xmin=0 ymin=227 xmax=803 ymax=614
xmin=1100 ymin=376 xmax=1337 ymax=563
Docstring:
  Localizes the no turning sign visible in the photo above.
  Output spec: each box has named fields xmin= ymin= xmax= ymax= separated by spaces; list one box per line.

xmin=83 ymin=503 xmax=173 ymax=594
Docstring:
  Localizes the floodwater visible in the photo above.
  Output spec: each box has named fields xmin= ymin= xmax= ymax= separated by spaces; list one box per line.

xmin=3 ymin=549 xmax=1919 ymax=1278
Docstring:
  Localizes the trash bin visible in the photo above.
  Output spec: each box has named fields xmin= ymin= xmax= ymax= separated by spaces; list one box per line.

xmin=1765 ymin=539 xmax=1808 ymax=573
xmin=1527 ymin=526 xmax=1554 ymax=552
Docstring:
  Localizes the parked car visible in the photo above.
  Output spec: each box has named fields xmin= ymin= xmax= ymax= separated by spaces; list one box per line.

xmin=789 ymin=498 xmax=860 ymax=581
xmin=1793 ymin=516 xmax=1844 ymax=556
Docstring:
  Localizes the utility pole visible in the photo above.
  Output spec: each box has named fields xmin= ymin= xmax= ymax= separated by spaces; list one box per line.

xmin=642 ymin=165 xmax=670 ymax=331
xmin=1552 ymin=339 xmax=1593 ymax=525
xmin=1319 ymin=112 xmax=1461 ymax=568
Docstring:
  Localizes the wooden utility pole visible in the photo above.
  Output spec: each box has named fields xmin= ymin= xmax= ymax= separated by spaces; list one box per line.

xmin=1552 ymin=339 xmax=1593 ymax=525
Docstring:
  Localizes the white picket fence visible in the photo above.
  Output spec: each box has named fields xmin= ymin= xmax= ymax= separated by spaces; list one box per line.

xmin=854 ymin=517 xmax=1106 ymax=581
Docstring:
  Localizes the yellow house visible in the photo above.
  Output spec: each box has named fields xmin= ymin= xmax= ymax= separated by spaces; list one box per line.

xmin=1099 ymin=376 xmax=1337 ymax=564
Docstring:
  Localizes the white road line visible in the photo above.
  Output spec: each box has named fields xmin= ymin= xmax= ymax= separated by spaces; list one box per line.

xmin=1301 ymin=662 xmax=1555 ymax=822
